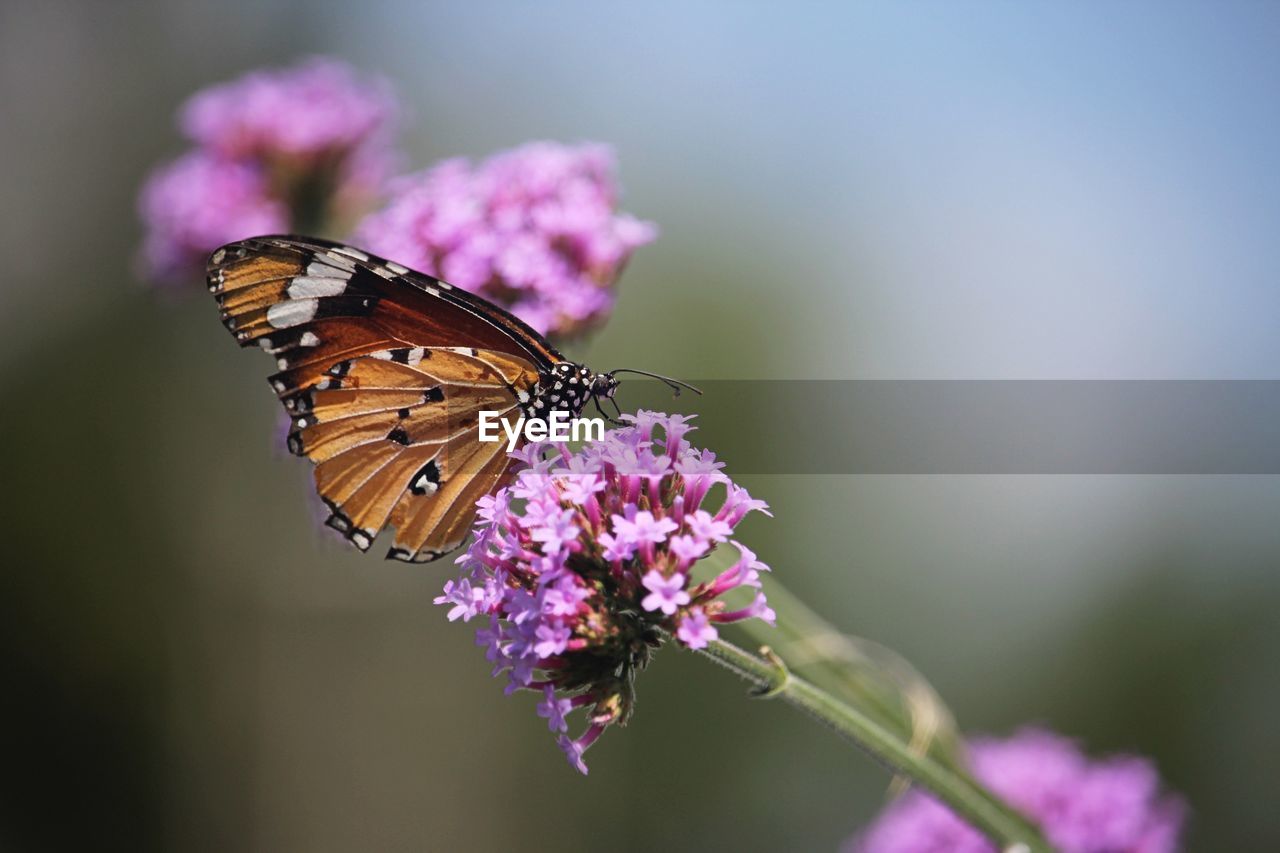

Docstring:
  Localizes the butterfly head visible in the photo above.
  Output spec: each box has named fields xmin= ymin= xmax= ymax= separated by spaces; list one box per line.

xmin=591 ymin=372 xmax=621 ymax=399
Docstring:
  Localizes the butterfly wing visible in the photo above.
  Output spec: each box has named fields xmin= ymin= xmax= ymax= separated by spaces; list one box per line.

xmin=208 ymin=235 xmax=559 ymax=562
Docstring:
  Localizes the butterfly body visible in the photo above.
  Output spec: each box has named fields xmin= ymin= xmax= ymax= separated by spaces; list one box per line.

xmin=208 ymin=235 xmax=617 ymax=563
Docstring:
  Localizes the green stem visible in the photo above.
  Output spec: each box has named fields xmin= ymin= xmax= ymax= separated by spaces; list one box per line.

xmin=737 ymin=579 xmax=967 ymax=772
xmin=693 ymin=637 xmax=1052 ymax=853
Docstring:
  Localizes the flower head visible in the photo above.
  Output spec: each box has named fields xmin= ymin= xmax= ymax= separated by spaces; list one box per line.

xmin=438 ymin=411 xmax=771 ymax=773
xmin=355 ymin=141 xmax=657 ymax=339
xmin=180 ymin=57 xmax=398 ymax=172
xmin=139 ymin=57 xmax=400 ymax=282
xmin=850 ymin=728 xmax=1186 ymax=853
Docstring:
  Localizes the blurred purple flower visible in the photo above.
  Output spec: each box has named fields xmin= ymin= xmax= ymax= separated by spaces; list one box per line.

xmin=138 ymin=151 xmax=287 ymax=281
xmin=180 ymin=57 xmax=398 ymax=177
xmin=355 ymin=141 xmax=657 ymax=339
xmin=139 ymin=57 xmax=400 ymax=283
xmin=850 ymin=728 xmax=1186 ymax=853
xmin=438 ymin=411 xmax=771 ymax=773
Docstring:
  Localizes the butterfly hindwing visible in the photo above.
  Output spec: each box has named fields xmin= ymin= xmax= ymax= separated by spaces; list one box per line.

xmin=387 ymin=425 xmax=518 ymax=562
xmin=300 ymin=345 xmax=528 ymax=557
xmin=208 ymin=235 xmax=557 ymax=562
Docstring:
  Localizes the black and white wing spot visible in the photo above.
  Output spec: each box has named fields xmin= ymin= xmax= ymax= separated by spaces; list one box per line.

xmin=320 ymin=498 xmax=376 ymax=552
xmin=387 ymin=546 xmax=447 ymax=564
xmin=409 ymin=460 xmax=442 ymax=496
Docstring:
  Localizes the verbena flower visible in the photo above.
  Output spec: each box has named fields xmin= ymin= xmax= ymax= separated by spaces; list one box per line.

xmin=355 ymin=141 xmax=657 ymax=339
xmin=435 ymin=411 xmax=772 ymax=773
xmin=850 ymin=728 xmax=1186 ymax=853
xmin=139 ymin=57 xmax=399 ymax=282
xmin=179 ymin=56 xmax=398 ymax=183
xmin=138 ymin=151 xmax=288 ymax=281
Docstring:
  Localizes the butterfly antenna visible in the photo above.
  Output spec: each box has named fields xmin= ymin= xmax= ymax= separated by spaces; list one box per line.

xmin=607 ymin=369 xmax=703 ymax=398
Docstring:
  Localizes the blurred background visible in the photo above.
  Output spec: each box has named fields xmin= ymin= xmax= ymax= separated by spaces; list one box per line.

xmin=2 ymin=1 xmax=1279 ymax=850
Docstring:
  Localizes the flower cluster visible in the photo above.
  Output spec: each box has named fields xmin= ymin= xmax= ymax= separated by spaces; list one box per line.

xmin=851 ymin=728 xmax=1186 ymax=853
xmin=179 ymin=58 xmax=397 ymax=166
xmin=435 ymin=411 xmax=772 ymax=773
xmin=139 ymin=57 xmax=399 ymax=281
xmin=356 ymin=141 xmax=657 ymax=339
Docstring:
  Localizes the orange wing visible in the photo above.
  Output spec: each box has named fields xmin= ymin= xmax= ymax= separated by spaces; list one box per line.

xmin=301 ymin=345 xmax=535 ymax=561
xmin=208 ymin=236 xmax=554 ymax=562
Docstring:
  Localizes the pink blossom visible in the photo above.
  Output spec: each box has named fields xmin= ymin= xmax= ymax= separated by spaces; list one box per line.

xmin=436 ymin=412 xmax=771 ymax=773
xmin=676 ymin=609 xmax=719 ymax=650
xmin=851 ymin=728 xmax=1186 ymax=853
xmin=138 ymin=151 xmax=286 ymax=281
xmin=640 ymin=570 xmax=691 ymax=615
xmin=180 ymin=57 xmax=398 ymax=167
xmin=355 ymin=141 xmax=656 ymax=339
xmin=138 ymin=58 xmax=401 ymax=284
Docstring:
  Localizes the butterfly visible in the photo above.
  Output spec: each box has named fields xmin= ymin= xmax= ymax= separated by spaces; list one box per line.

xmin=208 ymin=235 xmax=695 ymax=563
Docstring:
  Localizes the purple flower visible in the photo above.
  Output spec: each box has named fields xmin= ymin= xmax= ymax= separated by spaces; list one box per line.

xmin=675 ymin=609 xmax=718 ymax=650
xmin=640 ymin=570 xmax=691 ymax=615
xmin=138 ymin=151 xmax=288 ymax=281
xmin=180 ymin=57 xmax=398 ymax=174
xmin=597 ymin=530 xmax=638 ymax=563
xmin=139 ymin=58 xmax=400 ymax=283
xmin=850 ymin=728 xmax=1186 ymax=853
xmin=613 ymin=510 xmax=680 ymax=547
xmin=542 ymin=575 xmax=591 ymax=617
xmin=526 ymin=506 xmax=581 ymax=555
xmin=669 ymin=534 xmax=710 ymax=567
xmin=475 ymin=617 xmax=504 ymax=665
xmin=354 ymin=141 xmax=657 ymax=339
xmin=432 ymin=578 xmax=485 ymax=622
xmin=436 ymin=411 xmax=771 ymax=773
xmin=533 ymin=623 xmax=572 ymax=658
xmin=536 ymin=686 xmax=574 ymax=733
xmin=713 ymin=591 xmax=776 ymax=627
xmin=557 ymin=732 xmax=592 ymax=775
xmin=686 ymin=510 xmax=733 ymax=544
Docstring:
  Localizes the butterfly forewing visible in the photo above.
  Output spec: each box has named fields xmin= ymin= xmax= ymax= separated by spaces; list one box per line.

xmin=208 ymin=235 xmax=561 ymax=562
